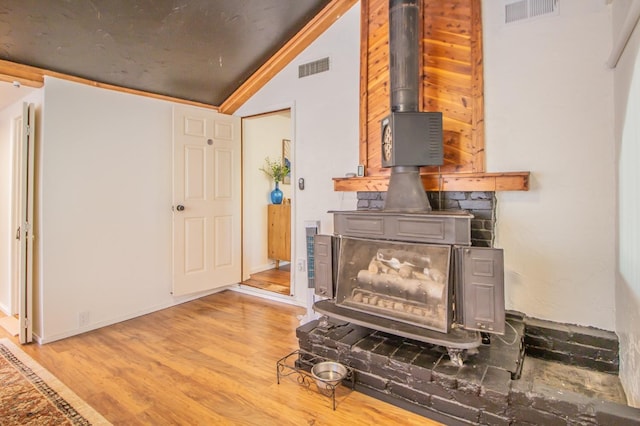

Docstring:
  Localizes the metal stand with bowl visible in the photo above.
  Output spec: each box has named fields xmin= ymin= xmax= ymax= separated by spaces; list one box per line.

xmin=276 ymin=349 xmax=355 ymax=410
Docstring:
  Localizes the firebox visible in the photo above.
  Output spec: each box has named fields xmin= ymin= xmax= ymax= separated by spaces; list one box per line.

xmin=335 ymin=237 xmax=453 ymax=333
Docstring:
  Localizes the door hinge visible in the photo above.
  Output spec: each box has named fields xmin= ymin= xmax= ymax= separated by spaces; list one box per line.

xmin=16 ymin=226 xmax=20 ymax=240
xmin=25 ymin=124 xmax=31 ymax=136
xmin=22 ymin=317 xmax=31 ymax=329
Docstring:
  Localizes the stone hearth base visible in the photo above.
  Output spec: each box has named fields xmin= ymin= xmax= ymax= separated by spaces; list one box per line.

xmin=296 ymin=315 xmax=640 ymax=425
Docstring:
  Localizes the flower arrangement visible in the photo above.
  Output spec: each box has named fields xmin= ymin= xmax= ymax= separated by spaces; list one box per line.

xmin=260 ymin=157 xmax=290 ymax=183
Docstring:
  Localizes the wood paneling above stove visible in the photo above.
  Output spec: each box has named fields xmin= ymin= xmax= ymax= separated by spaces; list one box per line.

xmin=344 ymin=0 xmax=529 ymax=192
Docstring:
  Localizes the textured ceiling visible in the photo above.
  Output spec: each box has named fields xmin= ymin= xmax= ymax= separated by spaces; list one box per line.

xmin=0 ymin=0 xmax=332 ymax=106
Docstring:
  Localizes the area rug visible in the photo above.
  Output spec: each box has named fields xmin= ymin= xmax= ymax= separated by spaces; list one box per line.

xmin=0 ymin=338 xmax=111 ymax=425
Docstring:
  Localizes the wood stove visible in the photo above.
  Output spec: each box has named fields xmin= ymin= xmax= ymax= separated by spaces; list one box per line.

xmin=311 ymin=0 xmax=507 ymax=365
xmin=313 ymin=210 xmax=506 ymax=365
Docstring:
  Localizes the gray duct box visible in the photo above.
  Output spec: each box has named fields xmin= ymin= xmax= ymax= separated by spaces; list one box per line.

xmin=381 ymin=112 xmax=444 ymax=167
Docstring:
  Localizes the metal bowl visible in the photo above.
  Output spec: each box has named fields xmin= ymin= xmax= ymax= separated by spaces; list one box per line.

xmin=311 ymin=361 xmax=348 ymax=390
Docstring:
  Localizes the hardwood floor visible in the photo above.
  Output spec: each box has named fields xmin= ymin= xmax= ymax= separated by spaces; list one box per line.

xmin=241 ymin=264 xmax=290 ymax=295
xmin=0 ymin=291 xmax=441 ymax=425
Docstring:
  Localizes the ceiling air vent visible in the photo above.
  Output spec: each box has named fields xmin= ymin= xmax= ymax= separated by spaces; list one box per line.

xmin=298 ymin=57 xmax=330 ymax=78
xmin=505 ymin=0 xmax=558 ymax=24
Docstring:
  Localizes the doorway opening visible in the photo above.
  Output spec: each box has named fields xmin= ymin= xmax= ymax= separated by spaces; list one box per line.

xmin=241 ymin=264 xmax=290 ymax=295
xmin=0 ymin=84 xmax=37 ymax=343
xmin=240 ymin=109 xmax=292 ymax=296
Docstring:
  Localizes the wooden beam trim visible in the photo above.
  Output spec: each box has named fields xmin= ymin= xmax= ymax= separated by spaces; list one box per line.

xmin=0 ymin=73 xmax=43 ymax=88
xmin=332 ymin=171 xmax=530 ymax=192
xmin=44 ymin=71 xmax=219 ymax=109
xmin=0 ymin=59 xmax=218 ymax=110
xmin=0 ymin=59 xmax=45 ymax=87
xmin=219 ymin=0 xmax=358 ymax=114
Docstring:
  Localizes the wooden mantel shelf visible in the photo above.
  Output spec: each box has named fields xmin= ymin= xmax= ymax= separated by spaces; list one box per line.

xmin=333 ymin=171 xmax=530 ymax=192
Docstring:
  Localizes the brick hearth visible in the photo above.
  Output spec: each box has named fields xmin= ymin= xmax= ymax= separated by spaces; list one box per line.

xmin=296 ymin=313 xmax=640 ymax=425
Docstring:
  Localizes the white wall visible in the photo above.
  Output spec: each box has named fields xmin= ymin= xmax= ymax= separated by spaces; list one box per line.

xmin=21 ymin=4 xmax=634 ymax=399
xmin=483 ymin=1 xmax=616 ymax=330
xmin=37 ymin=77 xmax=214 ymax=342
xmin=611 ymin=0 xmax=640 ymax=408
xmin=0 ymin=88 xmax=41 ymax=315
xmin=235 ymin=3 xmax=360 ymax=308
xmin=16 ymin=2 xmax=358 ymax=340
xmin=235 ymin=2 xmax=620 ymax=330
xmin=242 ymin=111 xmax=291 ymax=278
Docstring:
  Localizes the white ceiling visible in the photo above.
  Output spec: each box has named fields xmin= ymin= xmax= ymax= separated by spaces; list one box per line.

xmin=0 ymin=81 xmax=37 ymax=110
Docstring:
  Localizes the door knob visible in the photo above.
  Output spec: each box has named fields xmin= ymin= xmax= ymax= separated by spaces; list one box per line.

xmin=176 ymin=205 xmax=185 ymax=211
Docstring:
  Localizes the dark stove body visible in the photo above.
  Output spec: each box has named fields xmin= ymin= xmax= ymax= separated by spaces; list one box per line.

xmin=310 ymin=0 xmax=506 ymax=364
xmin=312 ymin=210 xmax=506 ymax=364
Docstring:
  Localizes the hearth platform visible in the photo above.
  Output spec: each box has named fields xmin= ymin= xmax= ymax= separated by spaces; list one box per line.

xmin=298 ymin=315 xmax=524 ymax=425
xmin=296 ymin=314 xmax=640 ymax=425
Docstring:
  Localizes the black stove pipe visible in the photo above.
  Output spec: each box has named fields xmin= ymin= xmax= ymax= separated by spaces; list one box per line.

xmin=389 ymin=0 xmax=420 ymax=113
xmin=384 ymin=0 xmax=432 ymax=212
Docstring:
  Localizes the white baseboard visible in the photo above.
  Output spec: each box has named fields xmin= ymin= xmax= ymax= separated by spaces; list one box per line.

xmin=0 ymin=303 xmax=10 ymax=316
xmin=231 ymin=285 xmax=305 ymax=308
xmin=38 ymin=286 xmax=232 ymax=344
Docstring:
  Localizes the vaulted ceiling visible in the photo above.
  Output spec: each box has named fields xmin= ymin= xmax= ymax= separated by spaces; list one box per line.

xmin=0 ymin=0 xmax=335 ymax=107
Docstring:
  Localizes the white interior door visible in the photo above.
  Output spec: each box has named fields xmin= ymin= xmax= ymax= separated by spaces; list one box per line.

xmin=172 ymin=105 xmax=241 ymax=296
xmin=18 ymin=102 xmax=35 ymax=344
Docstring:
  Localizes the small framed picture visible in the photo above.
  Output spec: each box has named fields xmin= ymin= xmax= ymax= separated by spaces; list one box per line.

xmin=282 ymin=139 xmax=291 ymax=184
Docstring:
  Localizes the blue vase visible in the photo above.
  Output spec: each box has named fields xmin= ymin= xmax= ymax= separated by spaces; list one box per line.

xmin=270 ymin=181 xmax=283 ymax=204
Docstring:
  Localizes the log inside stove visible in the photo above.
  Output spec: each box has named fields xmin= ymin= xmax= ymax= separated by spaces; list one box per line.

xmin=335 ymin=239 xmax=451 ymax=334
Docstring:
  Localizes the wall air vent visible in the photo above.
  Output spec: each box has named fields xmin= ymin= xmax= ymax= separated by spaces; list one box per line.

xmin=298 ymin=57 xmax=330 ymax=78
xmin=505 ymin=0 xmax=558 ymax=24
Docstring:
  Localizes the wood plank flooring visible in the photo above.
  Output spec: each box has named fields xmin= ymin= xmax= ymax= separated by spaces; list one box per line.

xmin=0 ymin=291 xmax=441 ymax=425
xmin=241 ymin=264 xmax=290 ymax=295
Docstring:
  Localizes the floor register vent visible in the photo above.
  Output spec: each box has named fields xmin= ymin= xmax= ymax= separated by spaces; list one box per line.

xmin=505 ymin=0 xmax=558 ymax=24
xmin=298 ymin=57 xmax=330 ymax=78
